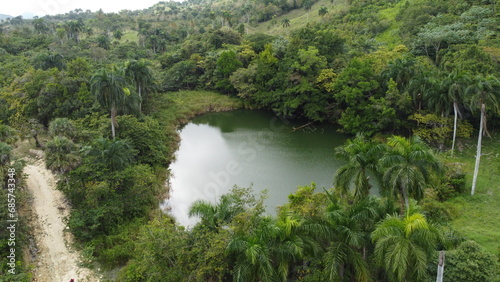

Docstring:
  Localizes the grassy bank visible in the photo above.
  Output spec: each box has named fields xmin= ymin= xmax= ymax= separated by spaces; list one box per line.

xmin=150 ymin=90 xmax=244 ymax=126
xmin=442 ymin=134 xmax=500 ymax=255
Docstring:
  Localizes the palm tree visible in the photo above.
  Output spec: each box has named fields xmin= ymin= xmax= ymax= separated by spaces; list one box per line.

xmin=96 ymin=34 xmax=111 ymax=50
xmin=48 ymin=118 xmax=76 ymax=139
xmin=305 ymin=194 xmax=384 ymax=281
xmin=33 ymin=18 xmax=48 ymax=34
xmin=441 ymin=70 xmax=470 ymax=156
xmin=425 ymin=78 xmax=450 ymax=119
xmin=88 ymin=138 xmax=136 ymax=171
xmin=189 ymin=193 xmax=245 ymax=231
xmin=85 ymin=27 xmax=94 ymax=37
xmin=91 ymin=68 xmax=127 ymax=139
xmin=0 ymin=125 xmax=18 ymax=145
xmin=0 ymin=142 xmax=12 ymax=180
xmin=409 ymin=69 xmax=438 ymax=111
xmin=322 ymin=200 xmax=374 ymax=281
xmin=64 ymin=20 xmax=85 ymax=42
xmin=318 ymin=7 xmax=328 ymax=17
xmin=227 ymin=205 xmax=316 ymax=281
xmin=281 ymin=18 xmax=291 ymax=28
xmin=303 ymin=0 xmax=313 ymax=22
xmin=227 ymin=217 xmax=278 ymax=282
xmin=371 ymin=207 xmax=440 ymax=281
xmin=45 ymin=136 xmax=80 ymax=173
xmin=56 ymin=27 xmax=66 ymax=44
xmin=380 ymin=136 xmax=442 ymax=212
xmin=124 ymin=59 xmax=153 ymax=113
xmin=383 ymin=57 xmax=417 ymax=94
xmin=333 ymin=133 xmax=385 ymax=201
xmin=113 ymin=29 xmax=124 ymax=40
xmin=221 ymin=11 xmax=233 ymax=27
xmin=273 ymin=207 xmax=318 ymax=280
xmin=466 ymin=75 xmax=500 ymax=195
xmin=35 ymin=53 xmax=65 ymax=70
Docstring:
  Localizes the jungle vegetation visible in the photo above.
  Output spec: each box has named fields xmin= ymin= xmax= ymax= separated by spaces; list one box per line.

xmin=1 ymin=0 xmax=499 ymax=280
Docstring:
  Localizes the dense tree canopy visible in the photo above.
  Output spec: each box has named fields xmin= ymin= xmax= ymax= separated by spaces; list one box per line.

xmin=1 ymin=0 xmax=499 ymax=279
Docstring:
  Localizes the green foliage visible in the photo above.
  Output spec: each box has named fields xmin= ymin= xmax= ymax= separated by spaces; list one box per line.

xmin=441 ymin=45 xmax=498 ymax=75
xmin=292 ymin=46 xmax=327 ymax=74
xmin=91 ymin=68 xmax=127 ymax=111
xmin=244 ymin=33 xmax=276 ymax=53
xmin=319 ymin=195 xmax=388 ymax=282
xmin=215 ymin=50 xmax=242 ymax=93
xmin=286 ymin=183 xmax=327 ymax=219
xmin=185 ymin=227 xmax=231 ymax=281
xmin=333 ymin=134 xmax=385 ymax=201
xmin=45 ymin=136 xmax=80 ymax=173
xmin=33 ymin=52 xmax=65 ymax=70
xmin=91 ymin=67 xmax=141 ymax=138
xmin=289 ymin=27 xmax=345 ymax=64
xmin=113 ymin=29 xmax=124 ymax=40
xmin=0 ymin=125 xmax=18 ymax=145
xmin=414 ymin=22 xmax=475 ymax=63
xmin=96 ymin=34 xmax=111 ymax=50
xmin=420 ymin=188 xmax=457 ymax=222
xmin=162 ymin=60 xmax=200 ymax=91
xmin=86 ymin=138 xmax=137 ymax=172
xmin=2 ymin=0 xmax=500 ymax=279
xmin=372 ymin=208 xmax=440 ymax=282
xmin=66 ymin=57 xmax=91 ymax=78
xmin=66 ymin=164 xmax=159 ymax=241
xmin=230 ymin=63 xmax=258 ymax=98
xmin=117 ymin=217 xmax=189 ymax=281
xmin=436 ymin=241 xmax=498 ymax=281
xmin=334 ymin=58 xmax=396 ymax=134
xmin=409 ymin=113 xmax=473 ymax=149
xmin=189 ymin=186 xmax=260 ymax=230
xmin=208 ymin=28 xmax=242 ymax=49
xmin=380 ymin=136 xmax=443 ymax=211
xmin=124 ymin=59 xmax=154 ymax=110
xmin=115 ymin=115 xmax=171 ymax=167
xmin=48 ymin=118 xmax=77 ymax=139
xmin=8 ymin=67 xmax=93 ymax=125
xmin=91 ymin=221 xmax=140 ymax=269
xmin=446 ymin=171 xmax=466 ymax=195
xmin=0 ymin=142 xmax=12 ymax=170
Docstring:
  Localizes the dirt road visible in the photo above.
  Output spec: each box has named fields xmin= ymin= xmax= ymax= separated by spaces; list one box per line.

xmin=24 ymin=160 xmax=96 ymax=281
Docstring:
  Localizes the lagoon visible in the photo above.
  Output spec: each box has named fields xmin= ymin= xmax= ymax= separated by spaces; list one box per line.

xmin=165 ymin=109 xmax=349 ymax=226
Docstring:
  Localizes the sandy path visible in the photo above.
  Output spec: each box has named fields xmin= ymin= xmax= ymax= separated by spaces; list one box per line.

xmin=25 ymin=160 xmax=97 ymax=282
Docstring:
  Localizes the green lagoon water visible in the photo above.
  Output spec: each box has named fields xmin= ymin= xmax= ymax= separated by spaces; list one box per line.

xmin=166 ymin=110 xmax=350 ymax=226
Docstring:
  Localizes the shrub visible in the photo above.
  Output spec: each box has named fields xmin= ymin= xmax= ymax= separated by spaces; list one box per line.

xmin=420 ymin=188 xmax=457 ymax=222
xmin=431 ymin=241 xmax=498 ymax=281
xmin=48 ymin=118 xmax=77 ymax=139
xmin=45 ymin=136 xmax=80 ymax=173
xmin=115 ymin=115 xmax=171 ymax=167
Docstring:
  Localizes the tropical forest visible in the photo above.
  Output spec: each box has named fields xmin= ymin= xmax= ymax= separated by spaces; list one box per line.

xmin=0 ymin=0 xmax=499 ymax=281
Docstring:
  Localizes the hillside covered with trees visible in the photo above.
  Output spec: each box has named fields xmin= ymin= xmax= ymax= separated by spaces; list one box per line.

xmin=1 ymin=0 xmax=499 ymax=280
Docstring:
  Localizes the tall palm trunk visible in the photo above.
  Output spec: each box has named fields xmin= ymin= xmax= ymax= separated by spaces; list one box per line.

xmin=111 ymin=105 xmax=117 ymax=140
xmin=401 ymin=183 xmax=409 ymax=215
xmin=395 ymin=182 xmax=409 ymax=215
xmin=138 ymin=84 xmax=142 ymax=113
xmin=471 ymin=103 xmax=485 ymax=195
xmin=451 ymin=101 xmax=458 ymax=156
